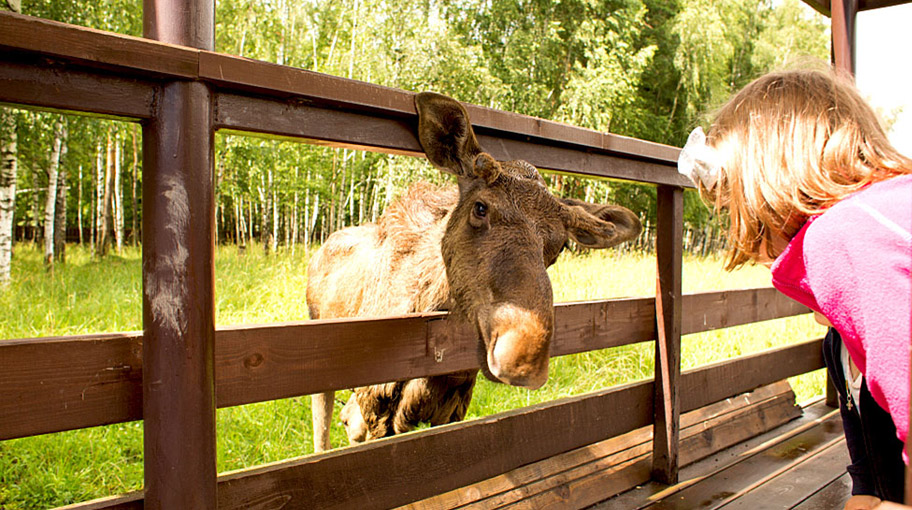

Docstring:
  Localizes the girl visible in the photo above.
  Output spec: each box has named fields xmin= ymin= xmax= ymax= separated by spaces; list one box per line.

xmin=678 ymin=67 xmax=912 ymax=509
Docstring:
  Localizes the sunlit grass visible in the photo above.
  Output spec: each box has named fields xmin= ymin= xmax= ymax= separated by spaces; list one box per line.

xmin=0 ymin=243 xmax=825 ymax=508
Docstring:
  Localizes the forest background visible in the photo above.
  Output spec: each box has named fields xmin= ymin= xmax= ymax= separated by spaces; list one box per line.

xmin=0 ymin=0 xmax=832 ymax=283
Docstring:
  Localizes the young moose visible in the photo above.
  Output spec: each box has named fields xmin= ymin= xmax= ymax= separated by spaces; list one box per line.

xmin=306 ymin=92 xmax=641 ymax=451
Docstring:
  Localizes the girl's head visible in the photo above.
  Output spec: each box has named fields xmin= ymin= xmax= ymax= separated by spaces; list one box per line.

xmin=696 ymin=67 xmax=912 ymax=269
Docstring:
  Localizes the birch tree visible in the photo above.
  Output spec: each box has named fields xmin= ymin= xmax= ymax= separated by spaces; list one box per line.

xmin=53 ymin=153 xmax=68 ymax=263
xmin=43 ymin=116 xmax=67 ymax=268
xmin=112 ymin=130 xmax=124 ymax=252
xmin=0 ymin=109 xmax=17 ymax=286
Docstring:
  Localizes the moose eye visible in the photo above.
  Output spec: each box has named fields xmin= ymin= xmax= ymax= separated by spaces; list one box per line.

xmin=473 ymin=201 xmax=488 ymax=218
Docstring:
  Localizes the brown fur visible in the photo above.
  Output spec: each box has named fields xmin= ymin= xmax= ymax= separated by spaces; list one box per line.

xmin=307 ymin=92 xmax=642 ymax=451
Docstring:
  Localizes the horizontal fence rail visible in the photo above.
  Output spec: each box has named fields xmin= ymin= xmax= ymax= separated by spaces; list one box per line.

xmin=61 ymin=338 xmax=825 ymax=510
xmin=0 ymin=287 xmax=810 ymax=441
xmin=0 ymin=11 xmax=690 ymax=187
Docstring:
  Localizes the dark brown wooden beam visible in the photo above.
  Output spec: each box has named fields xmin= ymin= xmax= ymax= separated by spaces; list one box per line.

xmin=680 ymin=286 xmax=810 ymax=335
xmin=0 ymin=57 xmax=155 ymax=120
xmin=200 ymin=51 xmax=680 ymax=166
xmin=61 ymin=339 xmax=824 ymax=510
xmin=0 ymin=289 xmax=809 ymax=441
xmin=831 ymin=0 xmax=858 ymax=75
xmin=652 ymin=185 xmax=684 ymax=484
xmin=141 ymin=0 xmax=217 ymax=508
xmin=213 ymin=92 xmax=689 ymax=186
xmin=801 ymin=0 xmax=911 ymax=16
xmin=0 ymin=11 xmax=198 ymax=78
xmin=680 ymin=338 xmax=824 ymax=412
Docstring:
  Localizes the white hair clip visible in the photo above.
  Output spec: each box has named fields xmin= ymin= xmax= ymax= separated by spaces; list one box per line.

xmin=678 ymin=127 xmax=722 ymax=189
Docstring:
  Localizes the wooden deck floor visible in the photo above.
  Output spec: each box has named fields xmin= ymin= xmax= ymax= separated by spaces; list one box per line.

xmin=590 ymin=400 xmax=850 ymax=510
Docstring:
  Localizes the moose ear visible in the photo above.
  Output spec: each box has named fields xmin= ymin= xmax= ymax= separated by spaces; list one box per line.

xmin=415 ymin=92 xmax=483 ymax=178
xmin=559 ymin=197 xmax=642 ymax=249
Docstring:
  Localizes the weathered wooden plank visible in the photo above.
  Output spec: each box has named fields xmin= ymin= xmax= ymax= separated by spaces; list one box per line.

xmin=213 ymin=346 xmax=822 ymax=509
xmin=653 ymin=185 xmax=684 ymax=484
xmin=0 ymin=57 xmax=155 ymax=120
xmin=680 ymin=287 xmax=810 ymax=335
xmin=800 ymin=0 xmax=910 ymax=17
xmin=215 ymin=380 xmax=655 ymax=510
xmin=473 ymin=133 xmax=688 ymax=186
xmin=769 ymin=473 xmax=852 ymax=510
xmin=213 ymin=92 xmax=424 ymax=157
xmin=0 ymin=11 xmax=198 ymax=78
xmin=0 ymin=332 xmax=143 ymax=440
xmin=637 ymin=414 xmax=846 ymax=509
xmin=403 ymin=381 xmax=796 ymax=510
xmin=0 ymin=290 xmax=811 ymax=440
xmin=680 ymin=338 xmax=824 ymax=413
xmin=140 ymin=74 xmax=217 ymax=510
xmin=495 ymin=387 xmax=801 ymax=510
xmin=48 ymin=344 xmax=823 ymax=510
xmin=200 ymin=51 xmax=681 ymax=168
xmin=216 ymin=313 xmax=468 ymax=408
xmin=721 ymin=440 xmax=849 ymax=509
xmin=213 ymin=93 xmax=688 ymax=186
xmin=593 ymin=400 xmax=837 ymax=510
xmin=56 ymin=494 xmax=143 ymax=510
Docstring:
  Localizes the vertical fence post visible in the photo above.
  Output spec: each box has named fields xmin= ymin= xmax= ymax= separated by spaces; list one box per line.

xmin=831 ymin=0 xmax=857 ymax=76
xmin=652 ymin=185 xmax=683 ymax=484
xmin=142 ymin=1 xmax=216 ymax=509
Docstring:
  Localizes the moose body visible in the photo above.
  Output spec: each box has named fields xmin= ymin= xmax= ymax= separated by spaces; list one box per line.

xmin=306 ymin=93 xmax=642 ymax=451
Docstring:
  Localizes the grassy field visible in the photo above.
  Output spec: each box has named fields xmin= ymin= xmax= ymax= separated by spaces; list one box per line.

xmin=0 ymin=243 xmax=826 ymax=509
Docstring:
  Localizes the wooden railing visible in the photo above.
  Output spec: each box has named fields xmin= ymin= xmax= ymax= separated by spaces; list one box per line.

xmin=0 ymin=6 xmax=825 ymax=510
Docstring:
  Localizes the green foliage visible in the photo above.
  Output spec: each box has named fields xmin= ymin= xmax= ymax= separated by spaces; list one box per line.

xmin=21 ymin=0 xmax=142 ymax=35
xmin=8 ymin=0 xmax=830 ymax=255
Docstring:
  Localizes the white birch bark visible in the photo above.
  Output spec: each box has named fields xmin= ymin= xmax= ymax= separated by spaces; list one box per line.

xmin=94 ymin=141 xmax=104 ymax=253
xmin=113 ymin=131 xmax=124 ymax=252
xmin=77 ymin=165 xmax=83 ymax=245
xmin=0 ymin=110 xmax=17 ymax=286
xmin=43 ymin=116 xmax=66 ymax=267
xmin=53 ymin=156 xmax=68 ymax=263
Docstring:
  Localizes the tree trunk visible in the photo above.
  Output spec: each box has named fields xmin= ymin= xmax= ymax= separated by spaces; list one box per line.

xmin=270 ymin=170 xmax=278 ymax=252
xmin=130 ymin=124 xmax=138 ymax=246
xmin=113 ymin=130 xmax=123 ymax=253
xmin=44 ymin=116 xmax=66 ymax=269
xmin=258 ymin=174 xmax=270 ymax=254
xmin=96 ymin=130 xmax=114 ymax=257
xmin=234 ymin=199 xmax=241 ymax=248
xmin=54 ymin=160 xmax=68 ymax=263
xmin=77 ymin=164 xmax=84 ymax=246
xmin=94 ymin=141 xmax=103 ymax=254
xmin=215 ymin=157 xmax=224 ymax=245
xmin=247 ymin=194 xmax=253 ymax=247
xmin=291 ymin=172 xmax=299 ymax=257
xmin=0 ymin=109 xmax=17 ymax=286
xmin=303 ymin=175 xmax=310 ymax=255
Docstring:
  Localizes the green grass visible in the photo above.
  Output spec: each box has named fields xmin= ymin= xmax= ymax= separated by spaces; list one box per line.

xmin=0 ymin=243 xmax=826 ymax=509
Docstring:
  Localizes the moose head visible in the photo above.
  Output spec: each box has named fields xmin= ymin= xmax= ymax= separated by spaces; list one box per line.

xmin=416 ymin=92 xmax=642 ymax=389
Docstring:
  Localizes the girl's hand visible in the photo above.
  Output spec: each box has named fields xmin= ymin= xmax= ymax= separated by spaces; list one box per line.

xmin=844 ymin=495 xmax=882 ymax=510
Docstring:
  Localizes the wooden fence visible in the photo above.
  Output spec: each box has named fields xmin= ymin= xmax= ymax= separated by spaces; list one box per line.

xmin=0 ymin=4 xmax=831 ymax=509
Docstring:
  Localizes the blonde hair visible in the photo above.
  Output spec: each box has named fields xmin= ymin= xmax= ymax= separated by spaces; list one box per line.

xmin=702 ymin=67 xmax=912 ymax=270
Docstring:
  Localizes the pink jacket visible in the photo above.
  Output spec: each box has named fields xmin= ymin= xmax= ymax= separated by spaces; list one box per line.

xmin=771 ymin=174 xmax=912 ymax=456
